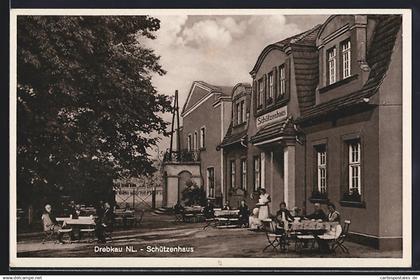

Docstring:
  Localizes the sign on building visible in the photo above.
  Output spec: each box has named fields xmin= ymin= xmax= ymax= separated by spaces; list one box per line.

xmin=256 ymin=106 xmax=288 ymax=128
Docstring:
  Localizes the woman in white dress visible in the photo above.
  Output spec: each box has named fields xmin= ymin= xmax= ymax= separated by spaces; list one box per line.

xmin=257 ymin=188 xmax=271 ymax=220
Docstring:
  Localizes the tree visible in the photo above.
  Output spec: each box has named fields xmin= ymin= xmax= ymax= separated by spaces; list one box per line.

xmin=17 ymin=16 xmax=171 ymax=209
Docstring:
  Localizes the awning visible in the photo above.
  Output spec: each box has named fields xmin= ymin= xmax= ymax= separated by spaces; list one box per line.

xmin=219 ymin=124 xmax=248 ymax=149
xmin=249 ymin=117 xmax=296 ymax=145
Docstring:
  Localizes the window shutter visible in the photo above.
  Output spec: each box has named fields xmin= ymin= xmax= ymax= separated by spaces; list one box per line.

xmin=273 ymin=66 xmax=278 ymax=100
xmin=253 ymin=80 xmax=257 ymax=114
xmin=285 ymin=58 xmax=290 ymax=100
xmin=264 ymin=74 xmax=267 ymax=107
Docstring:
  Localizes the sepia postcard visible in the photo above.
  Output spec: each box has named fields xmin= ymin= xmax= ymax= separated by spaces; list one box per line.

xmin=9 ymin=8 xmax=412 ymax=268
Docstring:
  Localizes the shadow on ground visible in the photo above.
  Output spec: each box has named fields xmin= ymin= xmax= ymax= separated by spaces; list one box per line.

xmin=17 ymin=211 xmax=402 ymax=258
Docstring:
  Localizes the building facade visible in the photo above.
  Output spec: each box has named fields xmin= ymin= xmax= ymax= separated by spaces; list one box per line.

xmin=296 ymin=15 xmax=403 ymax=250
xmin=220 ymin=15 xmax=402 ymax=250
xmin=219 ymin=83 xmax=252 ymax=208
xmin=163 ymin=81 xmax=232 ymax=207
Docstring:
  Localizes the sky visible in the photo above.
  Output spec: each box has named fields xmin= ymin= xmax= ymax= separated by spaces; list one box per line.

xmin=141 ymin=14 xmax=330 ymax=157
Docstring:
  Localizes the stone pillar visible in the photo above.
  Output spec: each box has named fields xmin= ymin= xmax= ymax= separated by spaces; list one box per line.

xmin=220 ymin=147 xmax=224 ymax=203
xmin=166 ymin=176 xmax=179 ymax=207
xmin=284 ymin=145 xmax=296 ymax=208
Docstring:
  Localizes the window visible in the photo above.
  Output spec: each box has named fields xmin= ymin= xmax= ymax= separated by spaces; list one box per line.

xmin=348 ymin=141 xmax=361 ymax=194
xmin=316 ymin=145 xmax=327 ymax=194
xmin=279 ymin=64 xmax=286 ymax=97
xmin=193 ymin=131 xmax=198 ymax=151
xmin=230 ymin=160 xmax=236 ymax=189
xmin=187 ymin=134 xmax=192 ymax=151
xmin=267 ymin=72 xmax=274 ymax=103
xmin=236 ymin=102 xmax=240 ymax=124
xmin=241 ymin=100 xmax=246 ymax=124
xmin=200 ymin=127 xmax=205 ymax=148
xmin=258 ymin=79 xmax=264 ymax=108
xmin=207 ymin=167 xmax=215 ymax=198
xmin=342 ymin=40 xmax=351 ymax=79
xmin=236 ymin=100 xmax=246 ymax=125
xmin=327 ymin=47 xmax=337 ymax=85
xmin=240 ymin=159 xmax=247 ymax=190
xmin=253 ymin=156 xmax=261 ymax=191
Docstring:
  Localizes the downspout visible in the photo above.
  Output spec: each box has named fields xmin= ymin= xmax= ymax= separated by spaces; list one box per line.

xmin=294 ymin=123 xmax=307 ymax=215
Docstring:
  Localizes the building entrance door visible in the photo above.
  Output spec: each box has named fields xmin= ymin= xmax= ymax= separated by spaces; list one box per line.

xmin=271 ymin=149 xmax=285 ymax=212
xmin=178 ymin=171 xmax=192 ymax=201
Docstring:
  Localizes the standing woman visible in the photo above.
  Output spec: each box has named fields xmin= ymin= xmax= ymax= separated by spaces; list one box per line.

xmin=257 ymin=188 xmax=271 ymax=220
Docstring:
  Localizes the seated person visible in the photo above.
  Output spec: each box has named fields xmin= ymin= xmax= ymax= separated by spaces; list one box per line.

xmin=71 ymin=204 xmax=82 ymax=219
xmin=173 ymin=200 xmax=185 ymax=214
xmin=238 ymin=200 xmax=250 ymax=227
xmin=249 ymin=208 xmax=262 ymax=230
xmin=306 ymin=203 xmax=327 ymax=221
xmin=95 ymin=200 xmax=105 ymax=218
xmin=41 ymin=204 xmax=64 ymax=244
xmin=275 ymin=202 xmax=294 ymax=227
xmin=95 ymin=202 xmax=114 ymax=243
xmin=326 ymin=202 xmax=341 ymax=223
xmin=222 ymin=200 xmax=232 ymax=210
xmin=203 ymin=199 xmax=214 ymax=219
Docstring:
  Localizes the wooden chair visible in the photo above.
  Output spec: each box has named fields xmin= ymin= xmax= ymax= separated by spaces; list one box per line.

xmin=79 ymin=221 xmax=95 ymax=243
xmin=114 ymin=216 xmax=124 ymax=228
xmin=202 ymin=218 xmax=216 ymax=230
xmin=58 ymin=228 xmax=73 ymax=243
xmin=318 ymin=223 xmax=343 ymax=253
xmin=295 ymin=234 xmax=316 ymax=252
xmin=42 ymin=228 xmax=55 ymax=244
xmin=262 ymin=219 xmax=285 ymax=252
xmin=183 ymin=213 xmax=195 ymax=223
xmin=174 ymin=212 xmax=184 ymax=223
xmin=133 ymin=209 xmax=145 ymax=227
xmin=331 ymin=220 xmax=351 ymax=253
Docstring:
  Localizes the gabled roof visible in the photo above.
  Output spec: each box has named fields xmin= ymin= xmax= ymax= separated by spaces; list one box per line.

xmin=181 ymin=81 xmax=233 ymax=116
xmin=250 ymin=24 xmax=322 ymax=76
xmin=296 ymin=15 xmax=402 ymax=124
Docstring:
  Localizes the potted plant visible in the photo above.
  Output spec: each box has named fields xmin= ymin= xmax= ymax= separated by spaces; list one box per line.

xmin=310 ymin=189 xmax=328 ymax=200
xmin=342 ymin=187 xmax=361 ymax=202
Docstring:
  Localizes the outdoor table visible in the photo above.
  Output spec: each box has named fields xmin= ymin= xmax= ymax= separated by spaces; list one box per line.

xmin=114 ymin=210 xmax=135 ymax=227
xmin=289 ymin=220 xmax=339 ymax=252
xmin=56 ymin=216 xmax=96 ymax=241
xmin=214 ymin=209 xmax=240 ymax=228
xmin=182 ymin=206 xmax=204 ymax=223
xmin=56 ymin=216 xmax=96 ymax=225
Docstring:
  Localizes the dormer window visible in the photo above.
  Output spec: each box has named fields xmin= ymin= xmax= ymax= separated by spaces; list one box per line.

xmin=240 ymin=100 xmax=245 ymax=124
xmin=267 ymin=72 xmax=274 ymax=104
xmin=235 ymin=100 xmax=246 ymax=125
xmin=342 ymin=39 xmax=351 ymax=79
xmin=236 ymin=102 xmax=241 ymax=124
xmin=279 ymin=64 xmax=286 ymax=97
xmin=258 ymin=79 xmax=264 ymax=108
xmin=327 ymin=47 xmax=337 ymax=85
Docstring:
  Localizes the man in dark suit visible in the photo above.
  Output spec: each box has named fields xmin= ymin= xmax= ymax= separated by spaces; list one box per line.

xmin=95 ymin=202 xmax=114 ymax=243
xmin=238 ymin=200 xmax=250 ymax=227
xmin=275 ymin=202 xmax=294 ymax=224
xmin=203 ymin=199 xmax=214 ymax=219
xmin=306 ymin=203 xmax=327 ymax=221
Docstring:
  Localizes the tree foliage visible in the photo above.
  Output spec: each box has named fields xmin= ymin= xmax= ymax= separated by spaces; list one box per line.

xmin=17 ymin=16 xmax=171 ymax=206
